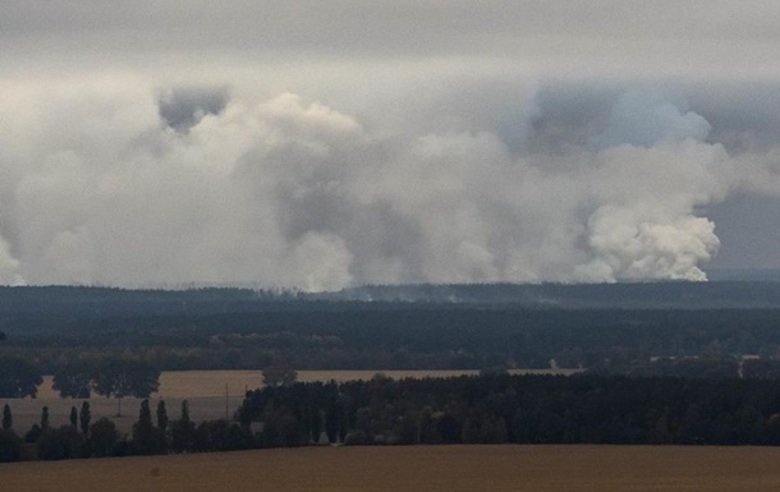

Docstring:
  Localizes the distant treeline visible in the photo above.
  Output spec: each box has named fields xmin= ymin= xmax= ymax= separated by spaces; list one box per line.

xmin=239 ymin=374 xmax=780 ymax=447
xmin=7 ymin=373 xmax=780 ymax=463
xmin=4 ymin=284 xmax=780 ymax=374
xmin=2 ymin=281 xmax=780 ymax=325
xmin=4 ymin=307 xmax=780 ymax=373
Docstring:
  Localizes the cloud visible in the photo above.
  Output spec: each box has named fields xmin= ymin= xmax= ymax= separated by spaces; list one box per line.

xmin=6 ymin=1 xmax=780 ymax=85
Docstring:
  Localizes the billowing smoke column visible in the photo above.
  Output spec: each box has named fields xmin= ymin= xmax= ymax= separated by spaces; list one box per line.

xmin=0 ymin=80 xmax=776 ymax=290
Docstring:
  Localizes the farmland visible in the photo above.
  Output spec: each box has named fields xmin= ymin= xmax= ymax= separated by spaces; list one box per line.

xmin=3 ymin=445 xmax=780 ymax=491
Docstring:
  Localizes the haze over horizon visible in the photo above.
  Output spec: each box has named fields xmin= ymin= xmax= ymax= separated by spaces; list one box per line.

xmin=2 ymin=1 xmax=780 ymax=290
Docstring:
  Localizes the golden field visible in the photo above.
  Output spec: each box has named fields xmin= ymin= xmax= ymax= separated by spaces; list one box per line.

xmin=2 ymin=369 xmax=579 ymax=433
xmin=2 ymin=445 xmax=780 ymax=491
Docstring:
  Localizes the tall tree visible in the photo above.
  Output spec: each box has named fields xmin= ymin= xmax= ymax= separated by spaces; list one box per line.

xmin=132 ymin=399 xmax=162 ymax=455
xmin=40 ymin=406 xmax=50 ymax=429
xmin=182 ymin=400 xmax=190 ymax=421
xmin=157 ymin=401 xmax=168 ymax=433
xmin=311 ymin=408 xmax=323 ymax=443
xmin=2 ymin=404 xmax=11 ymax=431
xmin=69 ymin=406 xmax=78 ymax=428
xmin=170 ymin=400 xmax=196 ymax=453
xmin=325 ymin=401 xmax=339 ymax=444
xmin=79 ymin=402 xmax=91 ymax=436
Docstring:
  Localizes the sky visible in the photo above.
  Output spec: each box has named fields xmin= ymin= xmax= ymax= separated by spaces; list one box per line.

xmin=1 ymin=1 xmax=780 ymax=289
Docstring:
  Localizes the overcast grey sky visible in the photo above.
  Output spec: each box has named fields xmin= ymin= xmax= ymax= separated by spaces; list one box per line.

xmin=1 ymin=1 xmax=779 ymax=288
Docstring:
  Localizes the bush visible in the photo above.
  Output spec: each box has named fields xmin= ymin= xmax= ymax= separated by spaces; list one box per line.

xmin=344 ymin=430 xmax=370 ymax=445
xmin=0 ymin=429 xmax=22 ymax=462
xmin=24 ymin=424 xmax=42 ymax=444
xmin=88 ymin=418 xmax=119 ymax=457
xmin=37 ymin=426 xmax=85 ymax=460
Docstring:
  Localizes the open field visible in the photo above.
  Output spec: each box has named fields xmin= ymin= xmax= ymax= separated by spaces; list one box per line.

xmin=3 ymin=445 xmax=780 ymax=491
xmin=2 ymin=369 xmax=580 ymax=434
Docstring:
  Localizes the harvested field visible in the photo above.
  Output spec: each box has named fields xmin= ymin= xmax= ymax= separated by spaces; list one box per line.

xmin=2 ymin=368 xmax=579 ymax=434
xmin=2 ymin=445 xmax=780 ymax=491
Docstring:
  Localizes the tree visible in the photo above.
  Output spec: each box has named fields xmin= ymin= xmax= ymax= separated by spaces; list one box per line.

xmin=437 ymin=413 xmax=461 ymax=443
xmin=0 ymin=429 xmax=21 ymax=462
xmin=262 ymin=412 xmax=302 ymax=448
xmin=79 ymin=402 xmax=91 ymax=436
xmin=37 ymin=426 xmax=84 ymax=460
xmin=40 ymin=406 xmax=50 ymax=429
xmin=325 ymin=400 xmax=340 ymax=444
xmin=460 ymin=418 xmax=481 ymax=444
xmin=170 ymin=400 xmax=196 ymax=453
xmin=88 ymin=418 xmax=118 ymax=457
xmin=394 ymin=411 xmax=419 ymax=444
xmin=194 ymin=419 xmax=230 ymax=452
xmin=262 ymin=360 xmax=297 ymax=388
xmin=134 ymin=399 xmax=154 ymax=438
xmin=0 ymin=356 xmax=42 ymax=398
xmin=479 ymin=416 xmax=508 ymax=444
xmin=157 ymin=401 xmax=169 ymax=433
xmin=479 ymin=365 xmax=509 ymax=377
xmin=92 ymin=358 xmax=160 ymax=416
xmin=24 ymin=424 xmax=42 ymax=443
xmin=2 ymin=404 xmax=12 ymax=431
xmin=311 ymin=408 xmax=323 ymax=443
xmin=419 ymin=407 xmax=442 ymax=444
xmin=69 ymin=406 xmax=78 ymax=427
xmin=132 ymin=399 xmax=163 ymax=455
xmin=53 ymin=361 xmax=93 ymax=398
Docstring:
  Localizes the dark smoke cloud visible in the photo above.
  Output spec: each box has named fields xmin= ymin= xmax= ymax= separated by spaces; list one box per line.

xmin=158 ymin=87 xmax=229 ymax=131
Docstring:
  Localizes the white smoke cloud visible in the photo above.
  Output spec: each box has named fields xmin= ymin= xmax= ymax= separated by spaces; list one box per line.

xmin=593 ymin=89 xmax=712 ymax=149
xmin=0 ymin=78 xmax=778 ymax=289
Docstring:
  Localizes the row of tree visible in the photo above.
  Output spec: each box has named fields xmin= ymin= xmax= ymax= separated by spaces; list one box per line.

xmin=238 ymin=374 xmax=780 ymax=447
xmin=0 ymin=356 xmax=160 ymax=404
xmin=9 ymin=373 xmax=780 ymax=462
xmin=9 ymin=349 xmax=780 ymax=403
xmin=0 ymin=399 xmax=253 ymax=462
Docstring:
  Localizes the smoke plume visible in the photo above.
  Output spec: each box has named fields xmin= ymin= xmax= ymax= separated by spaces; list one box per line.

xmin=0 ymin=79 xmax=778 ymax=289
